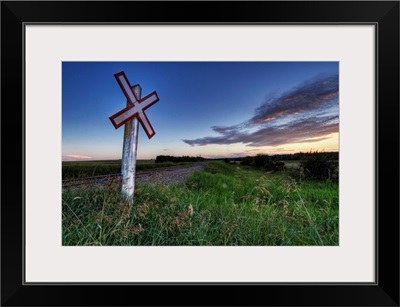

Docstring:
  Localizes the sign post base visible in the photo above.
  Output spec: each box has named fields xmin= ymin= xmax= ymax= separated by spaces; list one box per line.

xmin=120 ymin=85 xmax=141 ymax=204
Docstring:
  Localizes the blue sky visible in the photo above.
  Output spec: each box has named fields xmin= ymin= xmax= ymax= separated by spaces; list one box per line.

xmin=62 ymin=62 xmax=339 ymax=161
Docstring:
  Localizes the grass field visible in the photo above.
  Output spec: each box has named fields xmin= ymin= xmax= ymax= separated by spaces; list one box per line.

xmin=62 ymin=161 xmax=338 ymax=246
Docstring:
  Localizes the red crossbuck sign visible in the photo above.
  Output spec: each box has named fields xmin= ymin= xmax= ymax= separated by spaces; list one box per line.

xmin=109 ymin=72 xmax=159 ymax=138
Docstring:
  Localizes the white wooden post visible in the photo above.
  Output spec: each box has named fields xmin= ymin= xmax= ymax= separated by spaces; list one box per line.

xmin=121 ymin=84 xmax=142 ymax=204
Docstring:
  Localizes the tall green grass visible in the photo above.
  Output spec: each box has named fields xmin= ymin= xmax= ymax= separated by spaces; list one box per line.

xmin=62 ymin=161 xmax=338 ymax=246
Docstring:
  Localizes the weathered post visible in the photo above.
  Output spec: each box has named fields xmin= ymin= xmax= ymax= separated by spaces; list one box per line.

xmin=121 ymin=85 xmax=141 ymax=203
xmin=109 ymin=71 xmax=160 ymax=205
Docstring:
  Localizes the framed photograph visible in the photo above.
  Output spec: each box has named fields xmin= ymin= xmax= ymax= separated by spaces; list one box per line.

xmin=2 ymin=1 xmax=399 ymax=306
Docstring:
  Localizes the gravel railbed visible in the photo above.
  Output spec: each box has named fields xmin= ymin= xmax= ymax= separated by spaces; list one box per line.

xmin=62 ymin=163 xmax=208 ymax=190
xmin=136 ymin=163 xmax=207 ymax=186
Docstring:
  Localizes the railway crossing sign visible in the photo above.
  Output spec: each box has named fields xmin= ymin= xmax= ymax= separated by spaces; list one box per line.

xmin=110 ymin=71 xmax=160 ymax=138
xmin=109 ymin=71 xmax=160 ymax=203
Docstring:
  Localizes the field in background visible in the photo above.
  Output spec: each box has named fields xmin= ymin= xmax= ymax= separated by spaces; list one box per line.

xmin=282 ymin=160 xmax=300 ymax=169
xmin=62 ymin=161 xmax=338 ymax=246
xmin=62 ymin=159 xmax=192 ymax=180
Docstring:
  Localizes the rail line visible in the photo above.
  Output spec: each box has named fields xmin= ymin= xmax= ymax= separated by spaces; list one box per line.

xmin=62 ymin=163 xmax=207 ymax=188
xmin=62 ymin=173 xmax=122 ymax=188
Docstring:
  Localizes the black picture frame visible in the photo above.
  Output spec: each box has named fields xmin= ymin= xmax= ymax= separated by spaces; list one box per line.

xmin=1 ymin=1 xmax=399 ymax=306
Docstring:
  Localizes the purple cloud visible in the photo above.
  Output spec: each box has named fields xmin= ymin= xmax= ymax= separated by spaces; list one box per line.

xmin=182 ymin=74 xmax=339 ymax=148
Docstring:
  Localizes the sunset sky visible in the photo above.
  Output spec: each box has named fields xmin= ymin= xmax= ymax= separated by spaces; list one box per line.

xmin=62 ymin=62 xmax=339 ymax=161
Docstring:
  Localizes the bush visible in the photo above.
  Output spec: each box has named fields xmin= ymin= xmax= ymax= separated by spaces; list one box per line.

xmin=239 ymin=154 xmax=285 ymax=171
xmin=254 ymin=154 xmax=270 ymax=168
xmin=300 ymin=151 xmax=337 ymax=181
xmin=241 ymin=156 xmax=254 ymax=166
xmin=254 ymin=154 xmax=285 ymax=171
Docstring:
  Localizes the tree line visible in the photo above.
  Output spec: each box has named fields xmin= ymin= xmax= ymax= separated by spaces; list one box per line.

xmin=225 ymin=151 xmax=339 ymax=181
xmin=155 ymin=155 xmax=205 ymax=163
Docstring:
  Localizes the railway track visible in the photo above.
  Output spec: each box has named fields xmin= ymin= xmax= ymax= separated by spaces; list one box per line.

xmin=62 ymin=163 xmax=207 ymax=188
xmin=62 ymin=173 xmax=122 ymax=188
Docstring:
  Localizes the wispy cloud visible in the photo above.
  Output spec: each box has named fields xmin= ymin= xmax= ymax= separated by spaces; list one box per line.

xmin=183 ymin=74 xmax=338 ymax=148
xmin=62 ymin=154 xmax=93 ymax=161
